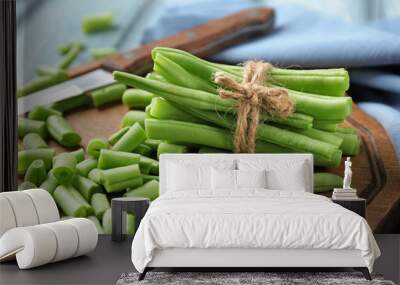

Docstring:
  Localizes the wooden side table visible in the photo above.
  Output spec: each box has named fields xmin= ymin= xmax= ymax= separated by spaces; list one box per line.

xmin=332 ymin=198 xmax=366 ymax=218
xmin=111 ymin=197 xmax=150 ymax=242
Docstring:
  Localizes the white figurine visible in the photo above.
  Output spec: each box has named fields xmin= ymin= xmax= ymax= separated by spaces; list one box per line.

xmin=343 ymin=157 xmax=352 ymax=190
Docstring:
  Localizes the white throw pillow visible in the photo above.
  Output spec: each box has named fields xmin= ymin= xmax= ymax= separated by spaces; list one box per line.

xmin=236 ymin=169 xmax=267 ymax=189
xmin=238 ymin=159 xmax=308 ymax=191
xmin=211 ymin=168 xmax=237 ymax=190
xmin=167 ymin=163 xmax=212 ymax=191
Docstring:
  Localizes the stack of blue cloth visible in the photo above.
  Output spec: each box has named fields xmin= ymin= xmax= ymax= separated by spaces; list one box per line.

xmin=142 ymin=0 xmax=400 ymax=159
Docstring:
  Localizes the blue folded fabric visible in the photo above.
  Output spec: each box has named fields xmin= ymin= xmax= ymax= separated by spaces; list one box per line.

xmin=358 ymin=103 xmax=400 ymax=160
xmin=142 ymin=0 xmax=400 ymax=68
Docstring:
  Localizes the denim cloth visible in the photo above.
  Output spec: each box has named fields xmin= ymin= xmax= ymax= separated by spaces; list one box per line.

xmin=142 ymin=0 xmax=400 ymax=159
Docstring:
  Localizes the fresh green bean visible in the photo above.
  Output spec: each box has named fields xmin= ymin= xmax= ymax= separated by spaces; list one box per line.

xmin=88 ymin=168 xmax=102 ymax=185
xmin=91 ymin=193 xmax=110 ymax=220
xmin=70 ymin=148 xmax=85 ymax=163
xmin=82 ymin=12 xmax=113 ymax=34
xmin=139 ymin=155 xmax=159 ymax=175
xmin=313 ymin=121 xmax=338 ymax=132
xmin=24 ymin=159 xmax=47 ymax=186
xmin=143 ymin=139 xmax=163 ymax=151
xmin=146 ymin=72 xmax=166 ymax=82
xmin=76 ymin=158 xmax=98 ymax=177
xmin=58 ymin=42 xmax=85 ymax=55
xmin=28 ymin=105 xmax=62 ymax=121
xmin=314 ymin=173 xmax=343 ymax=193
xmin=150 ymin=97 xmax=206 ymax=124
xmin=134 ymin=144 xmax=153 ymax=157
xmin=334 ymin=132 xmax=361 ymax=155
xmin=104 ymin=177 xmax=143 ymax=193
xmin=52 ymin=153 xmax=77 ymax=184
xmin=114 ymin=71 xmax=352 ymax=120
xmin=100 ymin=164 xmax=141 ymax=185
xmin=53 ymin=185 xmax=87 ymax=217
xmin=72 ymin=175 xmax=102 ymax=201
xmin=50 ymin=95 xmax=92 ymax=112
xmin=102 ymin=208 xmax=112 ymax=234
xmin=153 ymin=53 xmax=216 ymax=93
xmin=108 ymin=127 xmax=130 ymax=145
xmin=111 ymin=123 xmax=146 ymax=153
xmin=36 ymin=65 xmax=65 ymax=77
xmin=120 ymin=111 xmax=146 ymax=128
xmin=18 ymin=181 xmax=37 ymax=191
xmin=142 ymin=174 xmax=159 ymax=183
xmin=285 ymin=127 xmax=343 ymax=148
xmin=157 ymin=142 xmax=188 ymax=159
xmin=125 ymin=180 xmax=159 ymax=201
xmin=91 ymin=83 xmax=127 ymax=107
xmin=57 ymin=43 xmax=84 ymax=69
xmin=87 ymin=138 xmax=109 ymax=158
xmin=88 ymin=216 xmax=105 ymax=234
xmin=122 ymin=89 xmax=155 ymax=109
xmin=152 ymin=47 xmax=349 ymax=97
xmin=90 ymin=47 xmax=117 ymax=59
xmin=68 ymin=185 xmax=94 ymax=215
xmin=18 ymin=118 xmax=47 ymax=138
xmin=39 ymin=170 xmax=59 ymax=194
xmin=22 ymin=133 xmax=48 ymax=149
xmin=17 ymin=71 xmax=68 ymax=97
xmin=47 ymin=115 xmax=81 ymax=147
xmin=98 ymin=149 xmax=140 ymax=169
xmin=18 ymin=148 xmax=55 ymax=175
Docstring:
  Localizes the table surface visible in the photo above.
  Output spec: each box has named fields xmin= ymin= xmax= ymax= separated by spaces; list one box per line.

xmin=1 ymin=234 xmax=399 ymax=285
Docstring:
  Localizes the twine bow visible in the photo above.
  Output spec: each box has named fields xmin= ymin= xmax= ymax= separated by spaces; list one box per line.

xmin=214 ymin=61 xmax=295 ymax=153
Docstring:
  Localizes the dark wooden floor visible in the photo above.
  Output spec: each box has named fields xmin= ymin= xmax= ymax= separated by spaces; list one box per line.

xmin=1 ymin=235 xmax=399 ymax=285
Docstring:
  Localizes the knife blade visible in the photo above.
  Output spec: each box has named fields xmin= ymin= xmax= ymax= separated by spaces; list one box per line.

xmin=18 ymin=7 xmax=275 ymax=114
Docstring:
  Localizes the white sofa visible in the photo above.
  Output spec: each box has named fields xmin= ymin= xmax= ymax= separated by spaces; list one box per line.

xmin=0 ymin=189 xmax=97 ymax=269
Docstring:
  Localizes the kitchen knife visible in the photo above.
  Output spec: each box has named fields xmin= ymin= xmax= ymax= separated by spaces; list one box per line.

xmin=18 ymin=7 xmax=275 ymax=114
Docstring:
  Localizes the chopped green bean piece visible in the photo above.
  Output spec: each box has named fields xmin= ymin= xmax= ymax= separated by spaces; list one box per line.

xmin=141 ymin=174 xmax=159 ymax=183
xmin=18 ymin=118 xmax=47 ymax=138
xmin=22 ymin=133 xmax=48 ymax=149
xmin=82 ymin=12 xmax=114 ymax=34
xmin=88 ymin=168 xmax=102 ymax=185
xmin=35 ymin=65 xmax=65 ymax=77
xmin=104 ymin=177 xmax=143 ymax=193
xmin=91 ymin=83 xmax=126 ymax=107
xmin=121 ymin=110 xmax=146 ymax=128
xmin=108 ymin=127 xmax=130 ymax=145
xmin=139 ymin=155 xmax=159 ymax=175
xmin=334 ymin=132 xmax=361 ymax=155
xmin=68 ymin=185 xmax=94 ymax=215
xmin=72 ymin=175 xmax=102 ymax=201
xmin=91 ymin=193 xmax=110 ymax=220
xmin=90 ymin=47 xmax=117 ymax=59
xmin=198 ymin=146 xmax=228 ymax=153
xmin=28 ymin=105 xmax=62 ymax=121
xmin=157 ymin=142 xmax=188 ymax=159
xmin=100 ymin=164 xmax=141 ymax=185
xmin=53 ymin=185 xmax=87 ymax=217
xmin=134 ymin=144 xmax=153 ymax=157
xmin=24 ymin=159 xmax=47 ymax=186
xmin=143 ymin=139 xmax=163 ymax=151
xmin=52 ymin=153 xmax=77 ymax=185
xmin=125 ymin=180 xmax=159 ymax=201
xmin=58 ymin=43 xmax=84 ymax=69
xmin=17 ymin=71 xmax=68 ymax=97
xmin=70 ymin=148 xmax=85 ymax=163
xmin=47 ymin=115 xmax=81 ymax=147
xmin=111 ymin=123 xmax=146 ymax=153
xmin=76 ymin=158 xmax=98 ymax=177
xmin=122 ymin=89 xmax=155 ymax=109
xmin=58 ymin=42 xmax=85 ymax=55
xmin=39 ymin=170 xmax=59 ymax=194
xmin=18 ymin=148 xmax=55 ymax=175
xmin=87 ymin=138 xmax=109 ymax=158
xmin=102 ymin=208 xmax=112 ymax=234
xmin=98 ymin=149 xmax=140 ymax=170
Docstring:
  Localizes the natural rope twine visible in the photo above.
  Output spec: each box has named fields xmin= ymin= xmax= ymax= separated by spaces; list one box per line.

xmin=214 ymin=61 xmax=295 ymax=153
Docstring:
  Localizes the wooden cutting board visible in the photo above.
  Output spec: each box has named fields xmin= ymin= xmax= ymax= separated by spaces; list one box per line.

xmin=52 ymin=102 xmax=400 ymax=233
